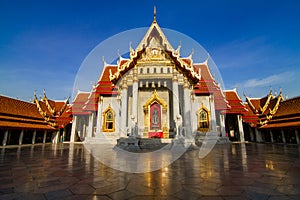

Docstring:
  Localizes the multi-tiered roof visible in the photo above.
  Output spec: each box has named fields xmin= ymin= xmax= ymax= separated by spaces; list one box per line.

xmin=72 ymin=15 xmax=228 ymax=113
xmin=223 ymin=89 xmax=247 ymax=114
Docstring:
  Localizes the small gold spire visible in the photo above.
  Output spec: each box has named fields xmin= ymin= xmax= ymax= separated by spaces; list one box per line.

xmin=153 ymin=6 xmax=156 ymax=22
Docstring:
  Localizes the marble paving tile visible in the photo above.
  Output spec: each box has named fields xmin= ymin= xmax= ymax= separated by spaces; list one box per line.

xmin=0 ymin=143 xmax=300 ymax=199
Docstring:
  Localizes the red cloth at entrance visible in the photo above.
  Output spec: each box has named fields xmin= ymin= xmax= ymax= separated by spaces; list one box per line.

xmin=148 ymin=131 xmax=163 ymax=138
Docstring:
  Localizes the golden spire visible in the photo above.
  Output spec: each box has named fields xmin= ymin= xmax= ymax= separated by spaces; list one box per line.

xmin=153 ymin=6 xmax=157 ymax=22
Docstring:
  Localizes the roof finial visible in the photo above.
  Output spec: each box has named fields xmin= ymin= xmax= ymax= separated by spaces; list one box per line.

xmin=280 ymin=87 xmax=282 ymax=95
xmin=117 ymin=49 xmax=121 ymax=59
xmin=102 ymin=56 xmax=107 ymax=66
xmin=204 ymin=53 xmax=210 ymax=65
xmin=153 ymin=6 xmax=157 ymax=22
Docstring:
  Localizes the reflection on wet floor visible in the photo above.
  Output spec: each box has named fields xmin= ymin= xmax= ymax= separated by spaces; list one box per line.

xmin=0 ymin=143 xmax=300 ymax=199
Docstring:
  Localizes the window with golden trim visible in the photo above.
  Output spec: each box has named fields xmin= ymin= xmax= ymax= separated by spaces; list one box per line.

xmin=197 ymin=107 xmax=209 ymax=132
xmin=102 ymin=107 xmax=115 ymax=132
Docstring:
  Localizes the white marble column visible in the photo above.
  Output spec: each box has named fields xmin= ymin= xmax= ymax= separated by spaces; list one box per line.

xmin=270 ymin=130 xmax=274 ymax=143
xmin=62 ymin=127 xmax=66 ymax=142
xmin=191 ymin=94 xmax=198 ymax=134
xmin=2 ymin=130 xmax=8 ymax=146
xmin=52 ymin=130 xmax=60 ymax=144
xmin=172 ymin=72 xmax=180 ymax=122
xmin=57 ymin=130 xmax=60 ymax=143
xmin=87 ymin=112 xmax=95 ymax=138
xmin=96 ymin=96 xmax=103 ymax=135
xmin=70 ymin=115 xmax=77 ymax=142
xmin=249 ymin=126 xmax=254 ymax=141
xmin=120 ymin=78 xmax=128 ymax=137
xmin=114 ymin=98 xmax=121 ymax=136
xmin=281 ymin=129 xmax=286 ymax=143
xmin=255 ymin=129 xmax=263 ymax=142
xmin=295 ymin=129 xmax=300 ymax=144
xmin=43 ymin=130 xmax=47 ymax=143
xmin=220 ymin=114 xmax=226 ymax=137
xmin=19 ymin=130 xmax=24 ymax=145
xmin=32 ymin=130 xmax=36 ymax=144
xmin=132 ymin=68 xmax=138 ymax=124
xmin=183 ymin=78 xmax=192 ymax=139
xmin=237 ymin=115 xmax=245 ymax=142
xmin=210 ymin=94 xmax=217 ymax=132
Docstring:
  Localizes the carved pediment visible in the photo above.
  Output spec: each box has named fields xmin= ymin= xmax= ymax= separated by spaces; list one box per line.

xmin=138 ymin=37 xmax=172 ymax=63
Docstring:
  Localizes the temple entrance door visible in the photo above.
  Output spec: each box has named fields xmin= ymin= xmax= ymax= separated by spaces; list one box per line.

xmin=150 ymin=102 xmax=161 ymax=130
xmin=148 ymin=101 xmax=163 ymax=138
xmin=143 ymin=90 xmax=168 ymax=138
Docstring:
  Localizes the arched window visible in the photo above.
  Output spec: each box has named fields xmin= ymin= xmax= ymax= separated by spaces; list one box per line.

xmin=102 ymin=107 xmax=115 ymax=132
xmin=197 ymin=107 xmax=209 ymax=132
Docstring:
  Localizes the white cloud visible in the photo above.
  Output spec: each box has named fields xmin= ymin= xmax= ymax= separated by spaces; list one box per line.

xmin=243 ymin=71 xmax=294 ymax=88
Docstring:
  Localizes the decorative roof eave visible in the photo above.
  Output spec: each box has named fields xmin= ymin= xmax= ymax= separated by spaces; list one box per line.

xmin=109 ymin=49 xmax=143 ymax=84
xmin=57 ymin=97 xmax=70 ymax=116
xmin=258 ymin=91 xmax=284 ymax=126
xmin=259 ymin=121 xmax=300 ymax=129
xmin=245 ymin=96 xmax=259 ymax=114
xmin=259 ymin=89 xmax=274 ymax=113
xmin=34 ymin=93 xmax=48 ymax=119
xmin=170 ymin=51 xmax=201 ymax=85
xmin=42 ymin=90 xmax=56 ymax=116
xmin=269 ymin=92 xmax=284 ymax=115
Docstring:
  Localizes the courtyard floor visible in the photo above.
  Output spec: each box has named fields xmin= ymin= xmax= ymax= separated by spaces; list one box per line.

xmin=0 ymin=142 xmax=300 ymax=200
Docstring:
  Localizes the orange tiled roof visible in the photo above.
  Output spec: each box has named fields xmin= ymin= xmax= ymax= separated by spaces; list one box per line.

xmin=261 ymin=121 xmax=300 ymax=129
xmin=260 ymin=96 xmax=300 ymax=129
xmin=69 ymin=92 xmax=90 ymax=115
xmin=56 ymin=104 xmax=72 ymax=128
xmin=224 ymin=90 xmax=247 ymax=114
xmin=0 ymin=95 xmax=55 ymax=130
xmin=273 ymin=96 xmax=300 ymax=117
xmin=0 ymin=95 xmax=42 ymax=119
xmin=193 ymin=64 xmax=229 ymax=110
xmin=242 ymin=102 xmax=259 ymax=127
xmin=83 ymin=66 xmax=119 ymax=111
xmin=182 ymin=58 xmax=192 ymax=66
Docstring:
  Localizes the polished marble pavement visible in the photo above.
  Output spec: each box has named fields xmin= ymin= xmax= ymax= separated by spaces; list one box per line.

xmin=0 ymin=142 xmax=300 ymax=199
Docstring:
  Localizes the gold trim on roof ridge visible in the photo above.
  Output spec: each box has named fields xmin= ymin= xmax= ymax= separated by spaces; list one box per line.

xmin=259 ymin=89 xmax=274 ymax=113
xmin=109 ymin=19 xmax=201 ymax=85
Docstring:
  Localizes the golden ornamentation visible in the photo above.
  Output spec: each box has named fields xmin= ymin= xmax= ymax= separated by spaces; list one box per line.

xmin=143 ymin=90 xmax=168 ymax=138
xmin=43 ymin=94 xmax=55 ymax=115
xmin=197 ymin=104 xmax=210 ymax=132
xmin=259 ymin=90 xmax=273 ymax=113
xmin=109 ymin=18 xmax=201 ymax=85
xmin=102 ymin=105 xmax=115 ymax=132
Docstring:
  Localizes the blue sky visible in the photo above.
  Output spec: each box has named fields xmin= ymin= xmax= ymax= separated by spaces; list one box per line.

xmin=1 ymin=0 xmax=300 ymax=101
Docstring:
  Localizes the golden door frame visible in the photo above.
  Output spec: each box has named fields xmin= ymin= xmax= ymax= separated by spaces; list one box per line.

xmin=143 ymin=90 xmax=168 ymax=138
xmin=197 ymin=104 xmax=210 ymax=132
xmin=102 ymin=105 xmax=115 ymax=132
